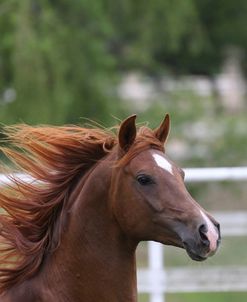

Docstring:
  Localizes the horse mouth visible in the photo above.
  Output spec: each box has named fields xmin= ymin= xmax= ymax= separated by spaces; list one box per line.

xmin=184 ymin=248 xmax=207 ymax=262
xmin=165 ymin=239 xmax=208 ymax=261
xmin=182 ymin=241 xmax=209 ymax=262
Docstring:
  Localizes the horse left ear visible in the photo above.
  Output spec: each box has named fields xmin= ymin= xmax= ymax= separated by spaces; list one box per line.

xmin=154 ymin=114 xmax=170 ymax=144
xmin=118 ymin=115 xmax=137 ymax=152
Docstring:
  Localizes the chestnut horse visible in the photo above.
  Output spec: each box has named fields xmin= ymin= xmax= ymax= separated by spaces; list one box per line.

xmin=0 ymin=115 xmax=220 ymax=302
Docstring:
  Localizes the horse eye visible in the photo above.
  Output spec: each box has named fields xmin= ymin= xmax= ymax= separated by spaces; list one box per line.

xmin=136 ymin=174 xmax=154 ymax=186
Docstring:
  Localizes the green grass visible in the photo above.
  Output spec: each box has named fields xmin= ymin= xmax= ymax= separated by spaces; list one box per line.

xmin=139 ymin=294 xmax=149 ymax=302
xmin=166 ymin=292 xmax=247 ymax=302
xmin=139 ymin=292 xmax=247 ymax=302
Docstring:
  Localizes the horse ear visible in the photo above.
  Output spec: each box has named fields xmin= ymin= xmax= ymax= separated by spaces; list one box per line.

xmin=118 ymin=115 xmax=137 ymax=152
xmin=154 ymin=114 xmax=170 ymax=144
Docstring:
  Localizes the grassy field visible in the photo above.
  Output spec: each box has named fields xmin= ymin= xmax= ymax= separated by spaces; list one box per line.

xmin=138 ymin=292 xmax=247 ymax=302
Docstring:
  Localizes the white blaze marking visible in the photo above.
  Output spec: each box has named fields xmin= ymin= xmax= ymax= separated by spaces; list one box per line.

xmin=200 ymin=209 xmax=218 ymax=252
xmin=152 ymin=153 xmax=173 ymax=175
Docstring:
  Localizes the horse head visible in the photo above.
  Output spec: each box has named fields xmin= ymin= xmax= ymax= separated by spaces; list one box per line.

xmin=111 ymin=114 xmax=220 ymax=261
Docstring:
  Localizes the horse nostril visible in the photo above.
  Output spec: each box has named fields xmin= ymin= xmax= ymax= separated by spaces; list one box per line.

xmin=198 ymin=224 xmax=210 ymax=247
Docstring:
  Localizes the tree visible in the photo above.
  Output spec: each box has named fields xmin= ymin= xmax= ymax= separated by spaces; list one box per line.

xmin=0 ymin=0 xmax=247 ymax=125
xmin=0 ymin=0 xmax=121 ymax=125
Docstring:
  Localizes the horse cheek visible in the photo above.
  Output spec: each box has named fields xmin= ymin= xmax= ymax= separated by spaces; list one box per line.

xmin=113 ymin=187 xmax=154 ymax=240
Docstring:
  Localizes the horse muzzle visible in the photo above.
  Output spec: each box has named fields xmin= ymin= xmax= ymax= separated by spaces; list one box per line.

xmin=182 ymin=215 xmax=221 ymax=261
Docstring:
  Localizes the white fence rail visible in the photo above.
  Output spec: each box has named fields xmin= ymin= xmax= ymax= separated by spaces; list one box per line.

xmin=0 ymin=173 xmax=36 ymax=185
xmin=138 ymin=266 xmax=247 ymax=294
xmin=2 ymin=167 xmax=246 ymax=184
xmin=138 ymin=166 xmax=247 ymax=302
xmin=1 ymin=167 xmax=247 ymax=301
xmin=184 ymin=166 xmax=247 ymax=182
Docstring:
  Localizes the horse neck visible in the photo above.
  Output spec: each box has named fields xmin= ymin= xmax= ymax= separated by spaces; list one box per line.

xmin=41 ymin=157 xmax=138 ymax=302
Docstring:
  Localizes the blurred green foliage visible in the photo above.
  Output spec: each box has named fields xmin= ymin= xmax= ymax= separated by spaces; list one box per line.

xmin=136 ymin=90 xmax=247 ymax=167
xmin=0 ymin=0 xmax=247 ymax=126
xmin=0 ymin=0 xmax=124 ymax=124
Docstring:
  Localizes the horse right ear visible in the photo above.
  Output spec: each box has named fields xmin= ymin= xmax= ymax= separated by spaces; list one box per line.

xmin=154 ymin=114 xmax=170 ymax=144
xmin=118 ymin=115 xmax=137 ymax=152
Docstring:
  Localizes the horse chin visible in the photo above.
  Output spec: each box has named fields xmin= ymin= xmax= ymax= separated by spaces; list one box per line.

xmin=182 ymin=241 xmax=209 ymax=262
xmin=161 ymin=239 xmax=207 ymax=261
xmin=185 ymin=248 xmax=207 ymax=262
xmin=157 ymin=233 xmax=210 ymax=262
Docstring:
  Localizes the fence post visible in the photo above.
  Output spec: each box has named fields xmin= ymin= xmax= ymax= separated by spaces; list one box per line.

xmin=148 ymin=242 xmax=165 ymax=302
